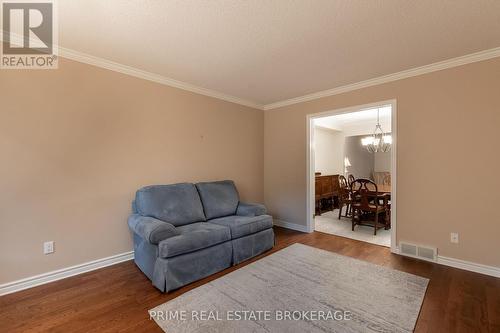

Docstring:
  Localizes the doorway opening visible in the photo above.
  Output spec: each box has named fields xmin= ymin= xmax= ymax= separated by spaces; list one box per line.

xmin=306 ymin=100 xmax=397 ymax=252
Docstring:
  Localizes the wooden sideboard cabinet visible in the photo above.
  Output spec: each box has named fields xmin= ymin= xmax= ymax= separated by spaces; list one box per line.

xmin=315 ymin=174 xmax=340 ymax=216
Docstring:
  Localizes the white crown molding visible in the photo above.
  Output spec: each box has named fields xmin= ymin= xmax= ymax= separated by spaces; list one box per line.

xmin=263 ymin=47 xmax=500 ymax=110
xmin=58 ymin=47 xmax=264 ymax=110
xmin=0 ymin=30 xmax=263 ymax=110
xmin=3 ymin=29 xmax=499 ymax=112
xmin=0 ymin=251 xmax=133 ymax=296
xmin=61 ymin=46 xmax=500 ymax=111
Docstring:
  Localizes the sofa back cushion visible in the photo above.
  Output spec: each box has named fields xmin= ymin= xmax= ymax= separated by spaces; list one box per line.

xmin=196 ymin=180 xmax=240 ymax=219
xmin=135 ymin=183 xmax=206 ymax=226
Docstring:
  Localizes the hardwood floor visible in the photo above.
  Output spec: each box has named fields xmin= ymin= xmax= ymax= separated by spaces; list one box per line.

xmin=1 ymin=227 xmax=499 ymax=333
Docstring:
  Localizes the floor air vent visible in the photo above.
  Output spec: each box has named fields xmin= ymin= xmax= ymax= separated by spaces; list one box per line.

xmin=399 ymin=242 xmax=437 ymax=262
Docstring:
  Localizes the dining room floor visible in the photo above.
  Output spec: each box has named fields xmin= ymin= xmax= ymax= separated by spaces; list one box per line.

xmin=314 ymin=210 xmax=391 ymax=247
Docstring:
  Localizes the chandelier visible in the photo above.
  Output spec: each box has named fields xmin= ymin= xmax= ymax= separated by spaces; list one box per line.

xmin=361 ymin=108 xmax=391 ymax=153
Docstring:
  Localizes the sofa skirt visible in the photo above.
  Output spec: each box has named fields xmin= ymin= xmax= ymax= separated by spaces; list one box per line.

xmin=133 ymin=228 xmax=275 ymax=292
xmin=133 ymin=232 xmax=158 ymax=280
xmin=231 ymin=228 xmax=275 ymax=265
xmin=152 ymin=241 xmax=233 ymax=292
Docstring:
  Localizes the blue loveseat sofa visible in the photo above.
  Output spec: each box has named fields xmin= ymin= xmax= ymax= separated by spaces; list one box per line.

xmin=128 ymin=180 xmax=274 ymax=292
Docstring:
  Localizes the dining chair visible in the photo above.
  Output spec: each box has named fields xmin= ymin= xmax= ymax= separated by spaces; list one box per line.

xmin=372 ymin=172 xmax=391 ymax=185
xmin=347 ymin=174 xmax=355 ymax=187
xmin=350 ymin=178 xmax=390 ymax=235
xmin=337 ymin=175 xmax=352 ymax=219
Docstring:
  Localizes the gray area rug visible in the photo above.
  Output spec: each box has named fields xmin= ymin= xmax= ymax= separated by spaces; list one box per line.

xmin=150 ymin=243 xmax=428 ymax=333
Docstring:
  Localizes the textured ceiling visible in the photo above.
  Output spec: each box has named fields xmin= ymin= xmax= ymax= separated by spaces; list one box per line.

xmin=58 ymin=1 xmax=500 ymax=105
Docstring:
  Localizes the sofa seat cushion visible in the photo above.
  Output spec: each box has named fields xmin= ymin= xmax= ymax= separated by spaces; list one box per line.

xmin=158 ymin=222 xmax=231 ymax=258
xmin=135 ymin=183 xmax=206 ymax=226
xmin=208 ymin=215 xmax=273 ymax=239
xmin=195 ymin=180 xmax=239 ymax=219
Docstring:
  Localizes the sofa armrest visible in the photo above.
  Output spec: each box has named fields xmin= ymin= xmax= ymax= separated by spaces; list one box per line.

xmin=128 ymin=214 xmax=179 ymax=245
xmin=236 ymin=202 xmax=267 ymax=217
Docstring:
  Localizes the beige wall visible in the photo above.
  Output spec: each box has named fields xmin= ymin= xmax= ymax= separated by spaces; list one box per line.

xmin=264 ymin=57 xmax=500 ymax=267
xmin=314 ymin=127 xmax=344 ymax=176
xmin=0 ymin=58 xmax=263 ymax=284
xmin=1 ymin=55 xmax=499 ymax=285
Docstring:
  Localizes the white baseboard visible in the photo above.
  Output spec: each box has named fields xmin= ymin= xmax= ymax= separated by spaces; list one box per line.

xmin=390 ymin=245 xmax=400 ymax=255
xmin=274 ymin=219 xmax=313 ymax=233
xmin=394 ymin=246 xmax=500 ymax=278
xmin=437 ymin=255 xmax=500 ymax=278
xmin=0 ymin=251 xmax=134 ymax=296
xmin=2 ymin=241 xmax=497 ymax=297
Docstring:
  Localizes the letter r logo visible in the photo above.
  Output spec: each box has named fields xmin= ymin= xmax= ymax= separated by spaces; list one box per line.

xmin=2 ymin=2 xmax=53 ymax=54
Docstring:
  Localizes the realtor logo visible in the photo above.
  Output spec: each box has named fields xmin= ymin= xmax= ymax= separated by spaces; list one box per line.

xmin=1 ymin=0 xmax=58 ymax=69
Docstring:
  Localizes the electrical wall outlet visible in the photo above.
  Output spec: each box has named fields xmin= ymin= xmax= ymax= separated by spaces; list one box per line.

xmin=450 ymin=233 xmax=459 ymax=244
xmin=43 ymin=241 xmax=54 ymax=254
